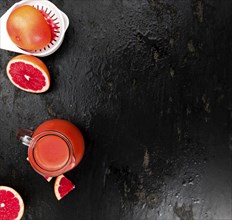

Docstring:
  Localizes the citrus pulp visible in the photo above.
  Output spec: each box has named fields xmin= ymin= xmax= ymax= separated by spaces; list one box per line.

xmin=54 ymin=175 xmax=75 ymax=200
xmin=6 ymin=55 xmax=50 ymax=93
xmin=0 ymin=186 xmax=24 ymax=220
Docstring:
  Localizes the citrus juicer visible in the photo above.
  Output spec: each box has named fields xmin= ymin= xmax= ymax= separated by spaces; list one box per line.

xmin=0 ymin=0 xmax=69 ymax=57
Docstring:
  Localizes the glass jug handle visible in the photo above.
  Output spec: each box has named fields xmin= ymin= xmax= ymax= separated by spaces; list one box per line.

xmin=16 ymin=128 xmax=34 ymax=147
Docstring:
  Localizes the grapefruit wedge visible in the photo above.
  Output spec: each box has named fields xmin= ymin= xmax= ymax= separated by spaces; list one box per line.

xmin=0 ymin=186 xmax=24 ymax=220
xmin=54 ymin=175 xmax=75 ymax=200
xmin=6 ymin=55 xmax=50 ymax=93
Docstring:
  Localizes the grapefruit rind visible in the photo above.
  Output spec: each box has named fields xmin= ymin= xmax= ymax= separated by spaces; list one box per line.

xmin=6 ymin=55 xmax=50 ymax=93
xmin=0 ymin=186 xmax=24 ymax=220
xmin=6 ymin=5 xmax=52 ymax=51
xmin=54 ymin=174 xmax=75 ymax=200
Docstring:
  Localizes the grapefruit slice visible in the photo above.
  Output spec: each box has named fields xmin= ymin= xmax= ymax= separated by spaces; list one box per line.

xmin=6 ymin=55 xmax=50 ymax=93
xmin=54 ymin=175 xmax=75 ymax=200
xmin=0 ymin=186 xmax=24 ymax=220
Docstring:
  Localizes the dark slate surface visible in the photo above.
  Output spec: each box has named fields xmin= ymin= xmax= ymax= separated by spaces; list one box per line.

xmin=0 ymin=0 xmax=231 ymax=219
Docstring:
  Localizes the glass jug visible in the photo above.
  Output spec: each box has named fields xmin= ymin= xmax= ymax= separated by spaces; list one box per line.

xmin=17 ymin=119 xmax=85 ymax=177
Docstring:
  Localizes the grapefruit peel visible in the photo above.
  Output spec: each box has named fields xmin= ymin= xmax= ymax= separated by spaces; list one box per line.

xmin=6 ymin=55 xmax=50 ymax=93
xmin=54 ymin=174 xmax=75 ymax=200
xmin=0 ymin=186 xmax=24 ymax=220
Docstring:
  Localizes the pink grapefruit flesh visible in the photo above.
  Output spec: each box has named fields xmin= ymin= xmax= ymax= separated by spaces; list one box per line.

xmin=6 ymin=55 xmax=50 ymax=93
xmin=54 ymin=175 xmax=75 ymax=200
xmin=0 ymin=186 xmax=24 ymax=220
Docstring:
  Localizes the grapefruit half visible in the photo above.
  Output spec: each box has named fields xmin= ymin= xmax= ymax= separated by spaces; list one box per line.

xmin=6 ymin=5 xmax=51 ymax=51
xmin=0 ymin=186 xmax=24 ymax=220
xmin=6 ymin=55 xmax=50 ymax=93
xmin=54 ymin=175 xmax=75 ymax=200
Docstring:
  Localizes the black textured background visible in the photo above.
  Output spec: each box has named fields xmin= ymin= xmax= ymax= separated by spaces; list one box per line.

xmin=0 ymin=0 xmax=231 ymax=219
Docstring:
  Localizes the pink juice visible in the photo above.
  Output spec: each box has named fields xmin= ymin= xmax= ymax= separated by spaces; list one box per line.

xmin=28 ymin=119 xmax=85 ymax=177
